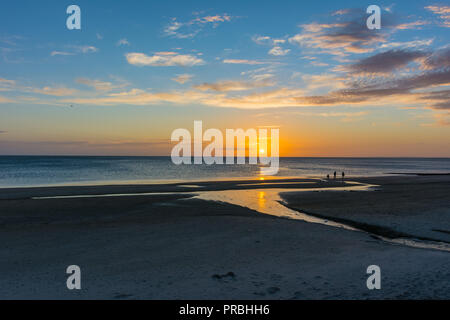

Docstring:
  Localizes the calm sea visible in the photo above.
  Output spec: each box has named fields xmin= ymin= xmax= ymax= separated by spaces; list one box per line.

xmin=0 ymin=156 xmax=449 ymax=187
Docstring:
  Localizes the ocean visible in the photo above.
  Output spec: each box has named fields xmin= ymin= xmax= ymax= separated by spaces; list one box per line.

xmin=0 ymin=156 xmax=449 ymax=187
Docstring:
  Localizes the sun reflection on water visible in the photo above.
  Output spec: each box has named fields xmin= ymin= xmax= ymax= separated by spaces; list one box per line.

xmin=257 ymin=191 xmax=266 ymax=210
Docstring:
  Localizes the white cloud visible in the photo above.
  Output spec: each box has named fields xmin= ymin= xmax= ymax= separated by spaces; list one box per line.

xmin=252 ymin=35 xmax=286 ymax=46
xmin=75 ymin=46 xmax=98 ymax=54
xmin=50 ymin=51 xmax=75 ymax=56
xmin=252 ymin=35 xmax=271 ymax=45
xmin=194 ymin=14 xmax=232 ymax=24
xmin=126 ymin=52 xmax=205 ymax=67
xmin=164 ymin=14 xmax=234 ymax=39
xmin=117 ymin=38 xmax=130 ymax=46
xmin=50 ymin=46 xmax=98 ymax=57
xmin=268 ymin=46 xmax=290 ymax=56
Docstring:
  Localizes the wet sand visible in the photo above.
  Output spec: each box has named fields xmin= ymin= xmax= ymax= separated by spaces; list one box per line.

xmin=0 ymin=176 xmax=449 ymax=299
xmin=281 ymin=175 xmax=450 ymax=243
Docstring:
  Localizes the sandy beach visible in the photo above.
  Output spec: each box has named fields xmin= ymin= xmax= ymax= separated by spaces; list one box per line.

xmin=0 ymin=175 xmax=449 ymax=299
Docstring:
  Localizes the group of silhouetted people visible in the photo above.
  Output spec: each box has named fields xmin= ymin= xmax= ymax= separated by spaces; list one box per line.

xmin=327 ymin=171 xmax=345 ymax=181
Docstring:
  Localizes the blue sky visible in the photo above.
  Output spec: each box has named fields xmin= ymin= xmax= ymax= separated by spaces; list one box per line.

xmin=0 ymin=0 xmax=449 ymax=156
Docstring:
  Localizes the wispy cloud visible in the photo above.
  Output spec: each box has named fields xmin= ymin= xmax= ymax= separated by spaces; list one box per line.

xmin=126 ymin=52 xmax=204 ymax=67
xmin=0 ymin=77 xmax=16 ymax=91
xmin=339 ymin=49 xmax=428 ymax=75
xmin=425 ymin=5 xmax=450 ymax=27
xmin=421 ymin=47 xmax=450 ymax=70
xmin=32 ymin=86 xmax=78 ymax=96
xmin=0 ymin=96 xmax=13 ymax=103
xmin=116 ymin=38 xmax=130 ymax=46
xmin=164 ymin=14 xmax=234 ymax=39
xmin=193 ymin=79 xmax=274 ymax=92
xmin=75 ymin=45 xmax=98 ymax=54
xmin=172 ymin=74 xmax=193 ymax=84
xmin=380 ymin=39 xmax=434 ymax=49
xmin=51 ymin=45 xmax=98 ymax=57
xmin=252 ymin=35 xmax=290 ymax=57
xmin=76 ymin=78 xmax=128 ymax=92
xmin=395 ymin=20 xmax=430 ymax=30
xmin=332 ymin=9 xmax=351 ymax=16
xmin=223 ymin=59 xmax=265 ymax=65
xmin=268 ymin=46 xmax=290 ymax=56
xmin=288 ymin=11 xmax=391 ymax=55
xmin=50 ymin=51 xmax=75 ymax=56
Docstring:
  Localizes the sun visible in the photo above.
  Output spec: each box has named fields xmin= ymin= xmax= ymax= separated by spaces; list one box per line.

xmin=259 ymin=149 xmax=265 ymax=154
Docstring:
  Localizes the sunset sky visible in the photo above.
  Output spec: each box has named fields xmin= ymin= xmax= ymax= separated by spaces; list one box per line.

xmin=0 ymin=0 xmax=449 ymax=156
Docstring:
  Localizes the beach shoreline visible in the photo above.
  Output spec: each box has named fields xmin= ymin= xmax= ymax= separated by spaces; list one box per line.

xmin=0 ymin=175 xmax=449 ymax=299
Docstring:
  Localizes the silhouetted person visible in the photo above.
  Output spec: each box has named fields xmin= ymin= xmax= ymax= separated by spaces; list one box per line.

xmin=342 ymin=171 xmax=345 ymax=182
xmin=333 ymin=171 xmax=336 ymax=179
xmin=326 ymin=174 xmax=330 ymax=180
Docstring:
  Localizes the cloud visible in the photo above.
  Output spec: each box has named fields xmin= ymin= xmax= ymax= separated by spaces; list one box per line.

xmin=434 ymin=113 xmax=450 ymax=126
xmin=289 ymin=12 xmax=390 ymax=55
xmin=252 ymin=35 xmax=286 ymax=46
xmin=126 ymin=52 xmax=204 ymax=67
xmin=0 ymin=96 xmax=13 ymax=103
xmin=51 ymin=46 xmax=98 ymax=57
xmin=395 ymin=20 xmax=430 ymax=30
xmin=419 ymin=89 xmax=450 ymax=110
xmin=250 ymin=73 xmax=274 ymax=81
xmin=252 ymin=35 xmax=290 ymax=57
xmin=223 ymin=59 xmax=265 ymax=65
xmin=116 ymin=38 xmax=130 ymax=46
xmin=50 ymin=51 xmax=75 ymax=56
xmin=164 ymin=21 xmax=192 ymax=38
xmin=32 ymin=86 xmax=78 ymax=96
xmin=194 ymin=14 xmax=232 ymax=24
xmin=1 ymin=77 xmax=81 ymax=100
xmin=61 ymin=89 xmax=211 ymax=106
xmin=193 ymin=79 xmax=274 ymax=92
xmin=202 ymin=88 xmax=307 ymax=108
xmin=425 ymin=5 xmax=450 ymax=27
xmin=74 ymin=45 xmax=98 ymax=54
xmin=421 ymin=47 xmax=450 ymax=70
xmin=301 ymin=74 xmax=346 ymax=90
xmin=172 ymin=74 xmax=193 ymax=84
xmin=268 ymin=46 xmax=290 ymax=56
xmin=0 ymin=77 xmax=16 ymax=92
xmin=0 ymin=130 xmax=7 ymax=134
xmin=164 ymin=14 xmax=234 ymax=39
xmin=52 ymin=63 xmax=448 ymax=110
xmin=341 ymin=49 xmax=428 ymax=74
xmin=332 ymin=9 xmax=351 ymax=16
xmin=252 ymin=35 xmax=271 ymax=45
xmin=380 ymin=39 xmax=434 ymax=49
xmin=76 ymin=78 xmax=127 ymax=92
xmin=0 ymin=78 xmax=15 ymax=85
xmin=310 ymin=61 xmax=329 ymax=67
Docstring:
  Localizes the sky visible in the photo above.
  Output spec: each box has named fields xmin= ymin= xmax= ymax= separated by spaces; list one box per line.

xmin=0 ymin=0 xmax=449 ymax=157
